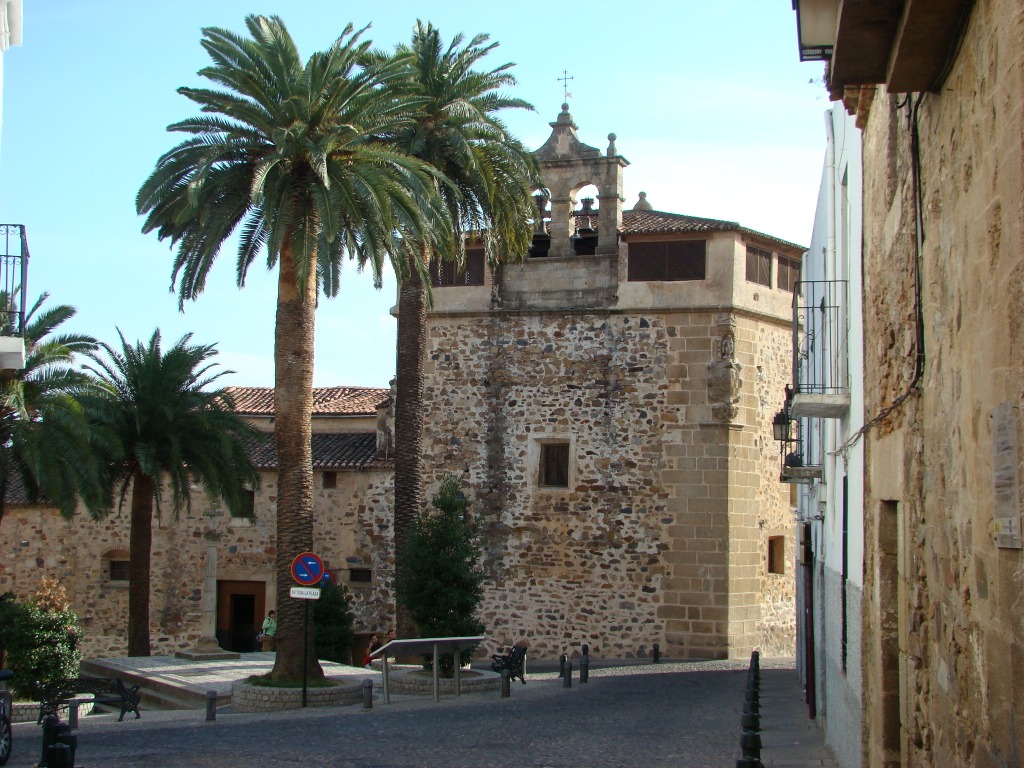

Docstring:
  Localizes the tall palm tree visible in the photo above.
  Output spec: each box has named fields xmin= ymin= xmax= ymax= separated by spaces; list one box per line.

xmin=0 ymin=293 xmax=105 ymax=526
xmin=84 ymin=330 xmax=260 ymax=657
xmin=379 ymin=22 xmax=541 ymax=635
xmin=136 ymin=15 xmax=441 ymax=679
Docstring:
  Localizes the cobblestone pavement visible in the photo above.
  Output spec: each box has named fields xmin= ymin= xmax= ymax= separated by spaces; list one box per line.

xmin=7 ymin=659 xmax=836 ymax=767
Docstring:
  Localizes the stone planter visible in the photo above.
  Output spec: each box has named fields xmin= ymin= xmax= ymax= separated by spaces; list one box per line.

xmin=231 ymin=679 xmax=362 ymax=713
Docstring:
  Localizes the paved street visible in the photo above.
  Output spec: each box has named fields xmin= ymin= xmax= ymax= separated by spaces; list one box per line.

xmin=9 ymin=664 xmax=758 ymax=768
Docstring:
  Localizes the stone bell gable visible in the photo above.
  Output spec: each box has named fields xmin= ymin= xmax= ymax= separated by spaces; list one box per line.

xmin=421 ymin=106 xmax=804 ymax=661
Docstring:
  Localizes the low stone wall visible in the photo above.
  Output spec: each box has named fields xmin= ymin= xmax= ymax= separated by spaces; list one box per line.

xmin=385 ymin=669 xmax=500 ymax=696
xmin=10 ymin=699 xmax=94 ymax=723
xmin=231 ymin=680 xmax=362 ymax=712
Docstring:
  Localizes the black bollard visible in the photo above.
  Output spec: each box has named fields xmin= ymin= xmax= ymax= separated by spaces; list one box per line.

xmin=39 ymin=715 xmax=61 ymax=767
xmin=500 ymin=669 xmax=511 ymax=698
xmin=206 ymin=689 xmax=218 ymax=721
xmin=740 ymin=730 xmax=763 ymax=760
xmin=362 ymin=678 xmax=374 ymax=709
xmin=652 ymin=642 xmax=661 ymax=663
xmin=580 ymin=653 xmax=589 ymax=684
xmin=735 ymin=758 xmax=763 ymax=768
xmin=56 ymin=730 xmax=77 ymax=768
xmin=581 ymin=643 xmax=589 ymax=657
xmin=558 ymin=654 xmax=567 ymax=678
xmin=741 ymin=711 xmax=761 ymax=732
xmin=562 ymin=661 xmax=572 ymax=688
xmin=46 ymin=743 xmax=71 ymax=768
xmin=743 ymin=699 xmax=760 ymax=716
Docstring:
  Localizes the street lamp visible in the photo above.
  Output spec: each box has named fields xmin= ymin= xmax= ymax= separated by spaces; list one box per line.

xmin=792 ymin=0 xmax=836 ymax=61
xmin=772 ymin=410 xmax=792 ymax=443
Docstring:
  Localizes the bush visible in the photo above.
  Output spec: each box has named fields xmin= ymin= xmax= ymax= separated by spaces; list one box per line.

xmin=0 ymin=578 xmax=83 ymax=699
xmin=395 ymin=474 xmax=485 ymax=677
xmin=313 ymin=582 xmax=354 ymax=665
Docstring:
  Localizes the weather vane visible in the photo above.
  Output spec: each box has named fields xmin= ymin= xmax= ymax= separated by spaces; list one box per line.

xmin=558 ymin=69 xmax=574 ymax=102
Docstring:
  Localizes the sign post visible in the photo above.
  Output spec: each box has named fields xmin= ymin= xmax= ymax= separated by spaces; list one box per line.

xmin=290 ymin=552 xmax=325 ymax=707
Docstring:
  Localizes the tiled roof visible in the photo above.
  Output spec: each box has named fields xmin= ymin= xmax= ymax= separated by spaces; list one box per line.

xmin=247 ymin=431 xmax=385 ymax=470
xmin=620 ymin=209 xmax=740 ymax=235
xmin=570 ymin=210 xmax=806 ymax=252
xmin=227 ymin=386 xmax=389 ymax=417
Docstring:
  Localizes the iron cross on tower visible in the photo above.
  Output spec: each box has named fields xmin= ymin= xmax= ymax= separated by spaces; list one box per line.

xmin=558 ymin=70 xmax=574 ymax=102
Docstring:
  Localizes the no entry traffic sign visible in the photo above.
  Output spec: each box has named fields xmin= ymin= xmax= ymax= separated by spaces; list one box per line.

xmin=290 ymin=552 xmax=325 ymax=586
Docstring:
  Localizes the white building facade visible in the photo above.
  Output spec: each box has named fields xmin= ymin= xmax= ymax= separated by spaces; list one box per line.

xmin=791 ymin=104 xmax=865 ymax=768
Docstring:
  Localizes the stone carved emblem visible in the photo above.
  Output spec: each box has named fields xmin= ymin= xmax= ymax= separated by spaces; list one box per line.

xmin=708 ymin=330 xmax=741 ymax=422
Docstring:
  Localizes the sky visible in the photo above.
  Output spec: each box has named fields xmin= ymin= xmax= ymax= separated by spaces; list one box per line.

xmin=0 ymin=1 xmax=831 ymax=389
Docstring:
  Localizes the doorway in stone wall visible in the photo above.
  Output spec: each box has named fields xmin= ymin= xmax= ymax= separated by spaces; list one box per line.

xmin=217 ymin=581 xmax=266 ymax=653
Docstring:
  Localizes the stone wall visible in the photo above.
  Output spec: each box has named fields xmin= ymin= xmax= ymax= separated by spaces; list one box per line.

xmin=0 ymin=465 xmax=394 ymax=658
xmin=859 ymin=2 xmax=1024 ymax=765
xmin=421 ymin=302 xmax=794 ymax=661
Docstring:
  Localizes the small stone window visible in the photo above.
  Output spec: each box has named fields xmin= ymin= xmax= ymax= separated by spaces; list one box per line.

xmin=322 ymin=471 xmax=337 ymax=489
xmin=539 ymin=442 xmax=570 ymax=488
xmin=746 ymin=246 xmax=772 ymax=287
xmin=431 ymin=247 xmax=485 ymax=287
xmin=109 ymin=560 xmax=130 ymax=582
xmin=627 ymin=240 xmax=707 ymax=282
xmin=767 ymin=536 xmax=786 ymax=575
xmin=778 ymin=255 xmax=800 ymax=293
xmin=239 ymin=489 xmax=255 ymax=518
xmin=349 ymin=568 xmax=372 ymax=585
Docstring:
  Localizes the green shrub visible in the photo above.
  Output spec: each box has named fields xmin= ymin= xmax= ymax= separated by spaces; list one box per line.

xmin=313 ymin=582 xmax=354 ymax=665
xmin=0 ymin=579 xmax=82 ymax=699
xmin=395 ymin=474 xmax=485 ymax=677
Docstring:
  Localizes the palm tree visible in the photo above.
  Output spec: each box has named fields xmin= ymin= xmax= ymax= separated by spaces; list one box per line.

xmin=136 ymin=16 xmax=441 ymax=678
xmin=0 ymin=293 xmax=106 ymax=527
xmin=379 ymin=22 xmax=541 ymax=635
xmin=84 ymin=330 xmax=260 ymax=657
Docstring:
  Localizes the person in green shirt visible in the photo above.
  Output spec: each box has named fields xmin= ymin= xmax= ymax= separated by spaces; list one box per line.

xmin=260 ymin=610 xmax=277 ymax=652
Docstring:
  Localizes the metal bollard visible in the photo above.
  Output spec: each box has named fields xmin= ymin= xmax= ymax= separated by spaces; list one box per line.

xmin=39 ymin=715 xmax=61 ymax=767
xmin=46 ymin=742 xmax=71 ymax=768
xmin=68 ymin=702 xmax=79 ymax=730
xmin=735 ymin=758 xmax=763 ymax=768
xmin=581 ymin=643 xmax=589 ymax=657
xmin=563 ymin=661 xmax=572 ymax=688
xmin=741 ymin=711 xmax=760 ymax=732
xmin=206 ymin=689 xmax=218 ymax=721
xmin=558 ymin=654 xmax=567 ymax=678
xmin=362 ymin=678 xmax=374 ymax=709
xmin=740 ymin=730 xmax=763 ymax=760
xmin=652 ymin=642 xmax=661 ymax=663
xmin=56 ymin=730 xmax=77 ymax=768
xmin=580 ymin=653 xmax=589 ymax=684
xmin=500 ymin=669 xmax=511 ymax=698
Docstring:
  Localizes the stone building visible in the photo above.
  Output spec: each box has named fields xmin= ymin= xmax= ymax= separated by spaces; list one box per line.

xmin=792 ymin=0 xmax=1024 ymax=765
xmin=419 ymin=105 xmax=803 ymax=660
xmin=0 ymin=387 xmax=394 ymax=658
xmin=0 ymin=108 xmax=804 ymax=664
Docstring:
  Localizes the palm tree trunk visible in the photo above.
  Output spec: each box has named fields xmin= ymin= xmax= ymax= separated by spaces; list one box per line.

xmin=269 ymin=244 xmax=325 ymax=682
xmin=393 ymin=244 xmax=429 ymax=639
xmin=127 ymin=471 xmax=155 ymax=657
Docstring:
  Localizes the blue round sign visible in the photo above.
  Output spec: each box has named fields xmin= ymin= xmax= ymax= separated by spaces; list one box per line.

xmin=291 ymin=552 xmax=325 ymax=586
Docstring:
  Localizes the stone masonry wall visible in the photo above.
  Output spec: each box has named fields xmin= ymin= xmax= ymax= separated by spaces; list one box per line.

xmin=421 ymin=305 xmax=794 ymax=661
xmin=860 ymin=2 xmax=1024 ymax=765
xmin=0 ymin=465 xmax=394 ymax=658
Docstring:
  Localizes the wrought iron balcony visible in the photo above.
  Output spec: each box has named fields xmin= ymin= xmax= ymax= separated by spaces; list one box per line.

xmin=0 ymin=224 xmax=29 ymax=371
xmin=789 ymin=279 xmax=849 ymax=419
xmin=778 ymin=418 xmax=822 ymax=485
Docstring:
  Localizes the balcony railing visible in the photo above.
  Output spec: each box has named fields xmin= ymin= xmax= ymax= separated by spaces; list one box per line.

xmin=779 ymin=417 xmax=823 ymax=485
xmin=0 ymin=224 xmax=29 ymax=337
xmin=790 ymin=279 xmax=849 ymax=419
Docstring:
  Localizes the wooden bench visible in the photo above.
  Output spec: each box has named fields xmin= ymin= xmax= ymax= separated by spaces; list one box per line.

xmin=35 ymin=677 xmax=141 ymax=726
xmin=490 ymin=644 xmax=527 ymax=684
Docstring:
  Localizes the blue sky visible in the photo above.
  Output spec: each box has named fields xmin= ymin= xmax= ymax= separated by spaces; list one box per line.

xmin=0 ymin=1 xmax=830 ymax=388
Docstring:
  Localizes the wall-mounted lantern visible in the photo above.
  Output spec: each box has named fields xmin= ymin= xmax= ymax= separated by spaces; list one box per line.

xmin=792 ymin=0 xmax=836 ymax=62
xmin=772 ymin=409 xmax=793 ymax=443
